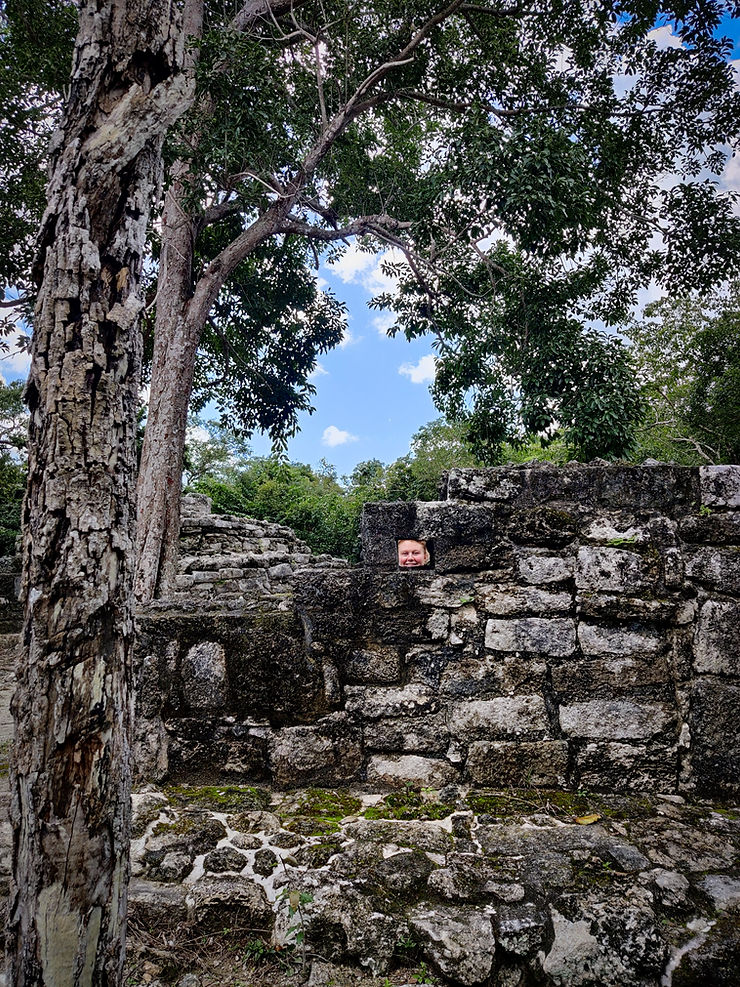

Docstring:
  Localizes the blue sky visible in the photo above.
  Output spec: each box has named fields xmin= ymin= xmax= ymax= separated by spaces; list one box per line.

xmin=2 ymin=15 xmax=739 ymax=481
xmin=248 ymin=248 xmax=441 ymax=477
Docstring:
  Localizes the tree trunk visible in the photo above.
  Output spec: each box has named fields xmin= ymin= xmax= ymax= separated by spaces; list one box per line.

xmin=6 ymin=1 xmax=197 ymax=984
xmin=135 ymin=204 xmax=286 ymax=602
xmin=134 ymin=180 xmax=200 ymax=601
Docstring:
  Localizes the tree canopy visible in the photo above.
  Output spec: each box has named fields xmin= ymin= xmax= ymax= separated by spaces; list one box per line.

xmin=626 ymin=281 xmax=740 ymax=464
xmin=3 ymin=0 xmax=740 ymax=597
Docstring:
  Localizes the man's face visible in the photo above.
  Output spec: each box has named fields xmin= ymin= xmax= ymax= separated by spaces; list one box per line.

xmin=398 ymin=540 xmax=427 ymax=567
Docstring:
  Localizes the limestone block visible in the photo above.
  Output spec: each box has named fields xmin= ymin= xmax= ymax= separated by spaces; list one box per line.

xmin=405 ymin=645 xmax=455 ymax=688
xmin=447 ymin=466 xmax=525 ymax=503
xmin=191 ymin=570 xmax=217 ymax=583
xmin=694 ymin=601 xmax=740 ymax=676
xmin=697 ymin=874 xmax=740 ymax=912
xmin=439 ymin=652 xmax=548 ymax=698
xmin=700 ymin=464 xmax=740 ymax=508
xmin=650 ymin=868 xmax=690 ymax=911
xmin=576 ymin=592 xmax=681 ymax=623
xmin=574 ymin=742 xmax=678 ymax=793
xmin=340 ymin=645 xmax=402 ymax=684
xmin=415 ymin=574 xmax=478 ymax=608
xmin=182 ymin=641 xmax=228 ymax=711
xmin=479 ymin=584 xmax=572 ymax=616
xmin=180 ymin=493 xmax=212 ymax=518
xmin=678 ymin=510 xmax=740 ymax=545
xmin=408 ymin=904 xmax=496 ymax=986
xmin=129 ymin=879 xmax=188 ymax=930
xmin=485 ymin=617 xmax=576 ymax=657
xmin=575 ymin=546 xmax=657 ymax=593
xmin=345 ymin=684 xmax=437 ymax=719
xmin=427 ymin=609 xmax=451 ymax=640
xmin=663 ymin=547 xmax=684 ymax=588
xmin=582 ymin=516 xmax=647 ymax=543
xmin=466 ymin=740 xmax=569 ymax=787
xmin=268 ymin=562 xmax=294 ymax=579
xmin=433 ymin=539 xmax=515 ymax=575
xmin=689 ymin=679 xmax=740 ymax=794
xmin=366 ymin=754 xmax=459 ymax=788
xmin=552 ymin=655 xmax=670 ymax=698
xmin=577 ymin=623 xmax=663 ymax=657
xmin=559 ymin=700 xmax=674 ymax=740
xmin=507 ymin=505 xmax=578 ymax=547
xmin=269 ymin=715 xmax=363 ymax=786
xmin=685 ymin=547 xmax=740 ymax=594
xmin=449 ymin=605 xmax=479 ymax=645
xmin=495 ymin=906 xmax=550 ymax=958
xmin=187 ymin=875 xmax=272 ymax=933
xmin=518 ymin=551 xmax=573 ymax=585
xmin=364 ymin=713 xmax=449 ymax=755
xmin=449 ymin=696 xmax=550 ymax=739
xmin=541 ymin=891 xmax=664 ymax=987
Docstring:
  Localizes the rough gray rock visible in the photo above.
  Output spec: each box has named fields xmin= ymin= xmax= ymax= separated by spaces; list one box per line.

xmin=187 ymin=875 xmax=272 ymax=932
xmin=409 ymin=904 xmax=497 ymax=985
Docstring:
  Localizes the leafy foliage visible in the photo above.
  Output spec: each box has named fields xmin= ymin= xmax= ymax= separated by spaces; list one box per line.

xmin=169 ymin=0 xmax=738 ymax=456
xmin=186 ymin=417 xmax=486 ymax=558
xmin=0 ymin=380 xmax=28 ymax=554
xmin=0 ymin=0 xmax=75 ymax=321
xmin=4 ymin=0 xmax=740 ymax=472
xmin=626 ymin=282 xmax=740 ymax=464
xmin=183 ymin=240 xmax=346 ymax=450
xmin=399 ymin=250 xmax=646 ymax=462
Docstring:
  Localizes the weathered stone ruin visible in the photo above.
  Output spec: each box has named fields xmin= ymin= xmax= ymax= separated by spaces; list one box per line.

xmin=2 ymin=463 xmax=740 ymax=986
xmin=138 ymin=463 xmax=740 ymax=801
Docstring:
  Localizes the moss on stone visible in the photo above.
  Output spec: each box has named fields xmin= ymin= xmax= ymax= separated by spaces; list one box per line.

xmin=293 ymin=787 xmax=363 ymax=819
xmin=151 ymin=815 xmax=200 ymax=838
xmin=278 ymin=787 xmax=363 ymax=835
xmin=164 ymin=783 xmax=272 ymax=812
xmin=362 ymin=787 xmax=455 ymax=821
xmin=464 ymin=788 xmax=655 ymax=822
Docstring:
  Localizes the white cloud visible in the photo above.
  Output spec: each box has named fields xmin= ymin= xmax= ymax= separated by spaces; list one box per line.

xmin=361 ymin=248 xmax=407 ymax=294
xmin=186 ymin=423 xmax=211 ymax=444
xmin=372 ymin=312 xmax=396 ymax=336
xmin=309 ymin=361 xmax=329 ymax=380
xmin=322 ymin=425 xmax=358 ymax=447
xmin=338 ymin=326 xmax=362 ymax=348
xmin=647 ymin=25 xmax=683 ymax=50
xmin=399 ymin=354 xmax=436 ymax=384
xmin=329 ymin=244 xmax=377 ymax=284
xmin=0 ymin=332 xmax=32 ymax=380
xmin=328 ymin=244 xmax=408 ymax=296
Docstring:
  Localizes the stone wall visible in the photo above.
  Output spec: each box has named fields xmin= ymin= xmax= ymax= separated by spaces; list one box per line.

xmin=138 ymin=464 xmax=740 ymax=798
xmin=168 ymin=494 xmax=346 ymax=606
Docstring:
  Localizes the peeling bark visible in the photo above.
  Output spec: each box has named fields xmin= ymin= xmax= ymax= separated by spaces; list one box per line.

xmin=6 ymin=2 xmax=198 ymax=984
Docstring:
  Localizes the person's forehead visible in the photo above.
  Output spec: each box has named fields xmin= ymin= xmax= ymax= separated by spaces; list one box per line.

xmin=399 ymin=539 xmax=423 ymax=548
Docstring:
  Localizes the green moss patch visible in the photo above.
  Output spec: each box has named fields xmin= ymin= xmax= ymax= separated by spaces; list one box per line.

xmin=363 ymin=787 xmax=456 ymax=821
xmin=464 ymin=788 xmax=655 ymax=823
xmin=279 ymin=788 xmax=363 ymax=835
xmin=164 ymin=783 xmax=272 ymax=812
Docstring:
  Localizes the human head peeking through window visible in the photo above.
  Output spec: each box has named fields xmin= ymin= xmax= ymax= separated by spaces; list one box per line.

xmin=397 ymin=538 xmax=430 ymax=568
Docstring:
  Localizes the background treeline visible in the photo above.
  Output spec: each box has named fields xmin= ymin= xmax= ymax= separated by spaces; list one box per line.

xmin=0 ymin=281 xmax=738 ymax=561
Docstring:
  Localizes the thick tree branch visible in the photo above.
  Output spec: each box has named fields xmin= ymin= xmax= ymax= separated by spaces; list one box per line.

xmin=279 ymin=213 xmax=412 ymax=240
xmin=232 ymin=0 xmax=306 ymax=32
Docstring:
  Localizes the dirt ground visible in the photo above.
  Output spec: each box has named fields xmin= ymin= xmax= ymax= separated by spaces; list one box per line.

xmin=125 ymin=918 xmax=437 ymax=986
